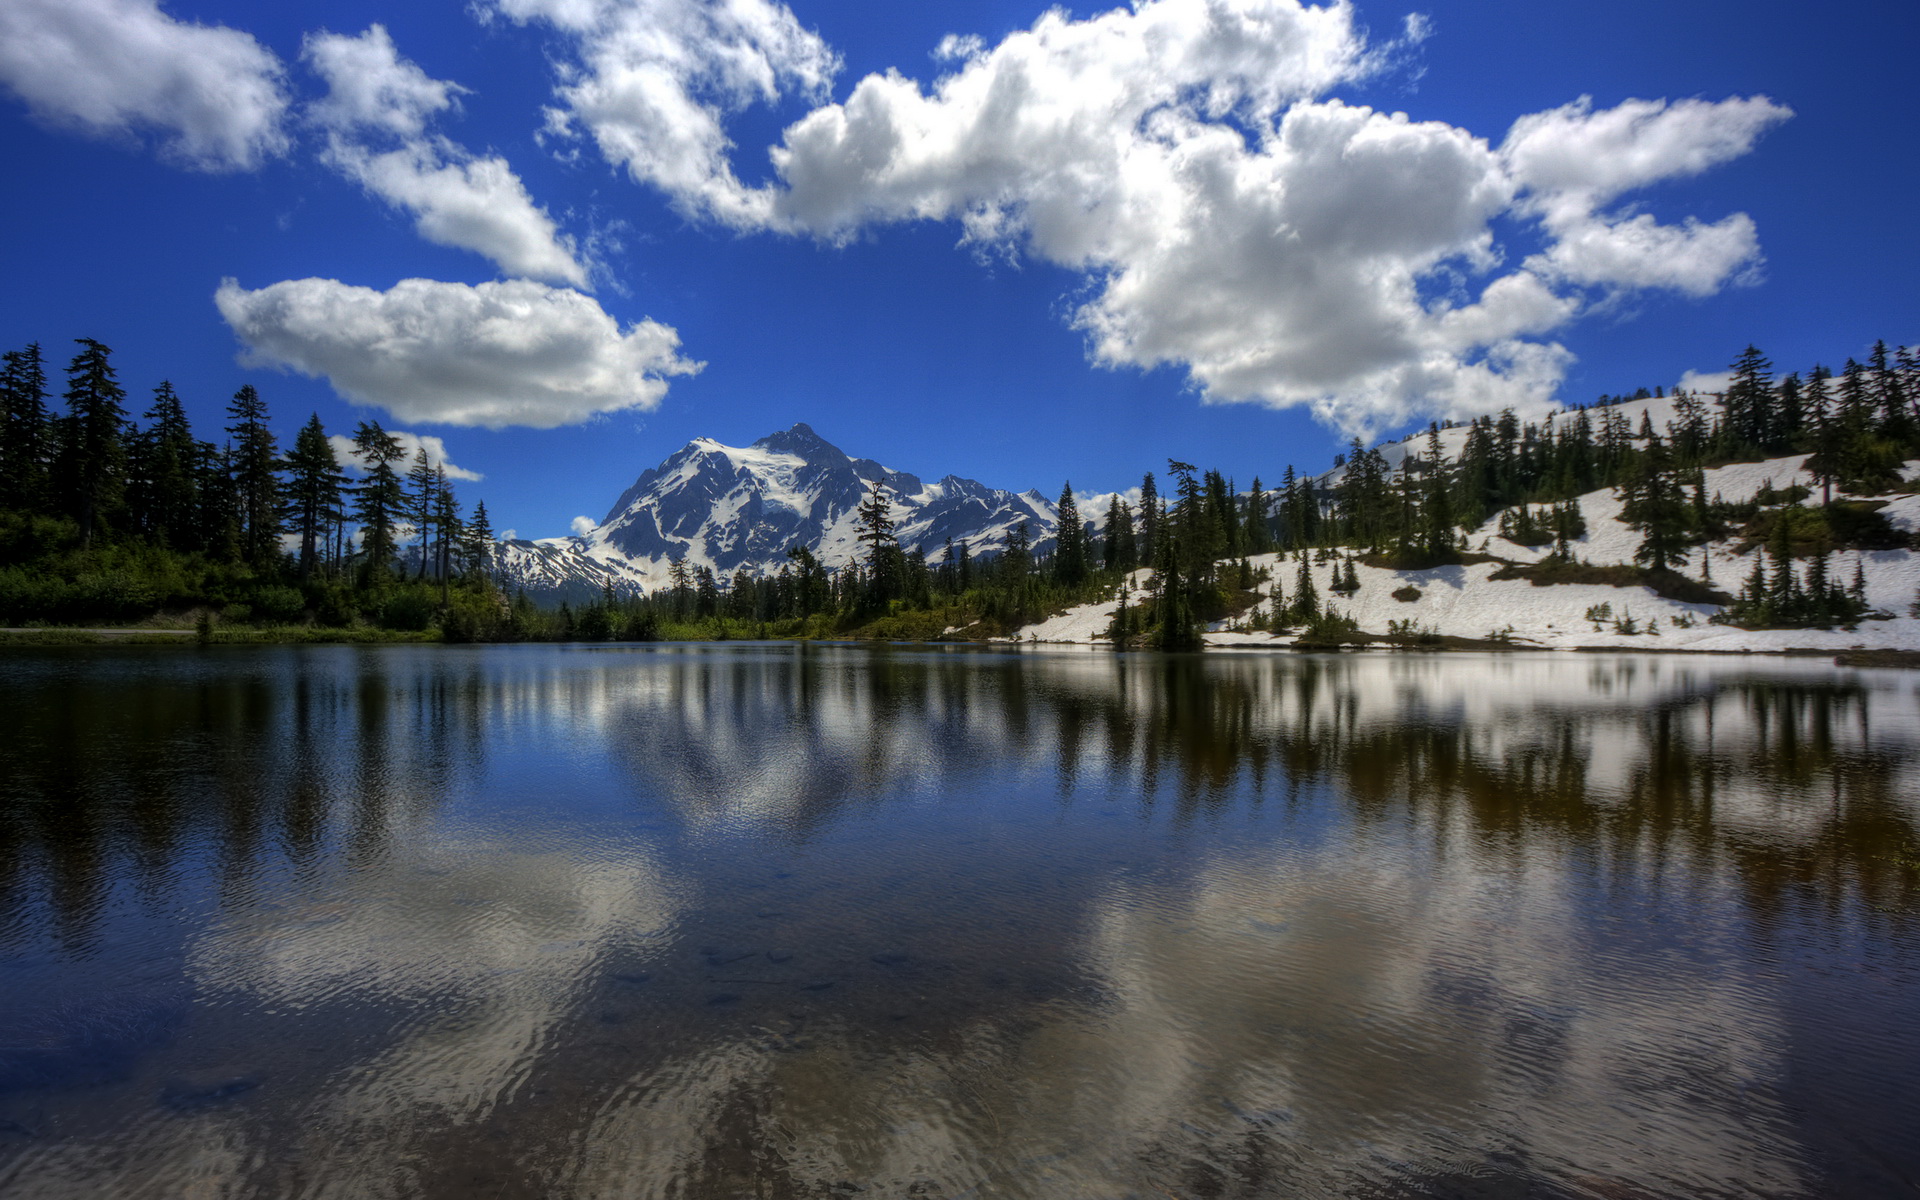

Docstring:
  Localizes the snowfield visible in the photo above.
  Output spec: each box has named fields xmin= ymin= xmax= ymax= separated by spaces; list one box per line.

xmin=1008 ymin=453 xmax=1920 ymax=655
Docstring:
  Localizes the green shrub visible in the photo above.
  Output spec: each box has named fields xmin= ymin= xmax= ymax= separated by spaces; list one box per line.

xmin=380 ymin=588 xmax=437 ymax=631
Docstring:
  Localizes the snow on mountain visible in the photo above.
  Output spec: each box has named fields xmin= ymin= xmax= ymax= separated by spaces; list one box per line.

xmin=1011 ymin=451 xmax=1920 ymax=653
xmin=494 ymin=423 xmax=1064 ymax=602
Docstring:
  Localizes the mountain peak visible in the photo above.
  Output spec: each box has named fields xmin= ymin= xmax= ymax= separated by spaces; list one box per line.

xmin=752 ymin=422 xmax=841 ymax=460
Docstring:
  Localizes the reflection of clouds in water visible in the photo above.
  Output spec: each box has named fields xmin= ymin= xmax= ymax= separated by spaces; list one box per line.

xmin=3 ymin=648 xmax=1912 ymax=1199
xmin=571 ymin=824 xmax=1810 ymax=1199
xmin=4 ymin=839 xmax=686 ymax=1200
xmin=204 ymin=844 xmax=683 ymax=1193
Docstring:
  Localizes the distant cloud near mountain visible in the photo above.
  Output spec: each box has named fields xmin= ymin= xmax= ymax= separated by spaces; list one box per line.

xmin=216 ymin=276 xmax=701 ymax=430
xmin=0 ymin=0 xmax=291 ymax=170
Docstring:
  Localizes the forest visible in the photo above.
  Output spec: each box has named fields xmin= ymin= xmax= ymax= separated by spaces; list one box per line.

xmin=2 ymin=336 xmax=1916 ymax=644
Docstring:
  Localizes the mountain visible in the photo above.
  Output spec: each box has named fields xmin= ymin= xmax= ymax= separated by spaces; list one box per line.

xmin=495 ymin=424 xmax=1064 ymax=603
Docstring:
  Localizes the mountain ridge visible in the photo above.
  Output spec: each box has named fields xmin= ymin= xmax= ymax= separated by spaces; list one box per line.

xmin=495 ymin=423 xmax=1068 ymax=603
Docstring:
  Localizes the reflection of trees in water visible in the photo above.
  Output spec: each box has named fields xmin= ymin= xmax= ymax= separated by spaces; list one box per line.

xmin=0 ymin=648 xmax=491 ymax=951
xmin=2 ymin=647 xmax=1917 ymax=1199
xmin=598 ymin=648 xmax=1920 ymax=926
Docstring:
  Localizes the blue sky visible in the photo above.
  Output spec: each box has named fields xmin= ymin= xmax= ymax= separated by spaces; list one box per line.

xmin=1 ymin=0 xmax=1914 ymax=538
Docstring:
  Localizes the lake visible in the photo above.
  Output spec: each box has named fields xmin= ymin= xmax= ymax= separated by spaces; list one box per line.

xmin=1 ymin=644 xmax=1916 ymax=1198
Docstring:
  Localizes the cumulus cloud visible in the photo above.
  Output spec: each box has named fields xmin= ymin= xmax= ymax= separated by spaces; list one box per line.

xmin=570 ymin=515 xmax=597 ymax=536
xmin=480 ymin=0 xmax=840 ymax=227
xmin=0 ymin=0 xmax=289 ymax=170
xmin=216 ymin=276 xmax=702 ymax=429
xmin=328 ymin=430 xmax=483 ymax=481
xmin=305 ymin=26 xmax=589 ymax=286
xmin=506 ymin=0 xmax=1789 ymax=433
xmin=1504 ymin=95 xmax=1791 ymax=296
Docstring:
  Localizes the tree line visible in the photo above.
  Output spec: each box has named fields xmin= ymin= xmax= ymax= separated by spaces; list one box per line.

xmin=4 ymin=333 xmax=1913 ymax=641
xmin=0 ymin=337 xmax=513 ymax=634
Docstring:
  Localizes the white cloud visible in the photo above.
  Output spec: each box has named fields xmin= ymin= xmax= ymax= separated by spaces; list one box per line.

xmin=570 ymin=515 xmax=597 ymax=536
xmin=0 ymin=0 xmax=289 ymax=170
xmin=481 ymin=0 xmax=840 ymax=227
xmin=216 ymin=276 xmax=702 ymax=429
xmin=327 ymin=430 xmax=483 ymax=482
xmin=505 ymin=0 xmax=1788 ymax=434
xmin=305 ymin=26 xmax=589 ymax=286
xmin=1504 ymin=95 xmax=1791 ymax=297
xmin=1677 ymin=369 xmax=1735 ymax=396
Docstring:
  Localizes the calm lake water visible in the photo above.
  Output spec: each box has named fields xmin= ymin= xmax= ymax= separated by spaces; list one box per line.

xmin=1 ymin=644 xmax=1917 ymax=1199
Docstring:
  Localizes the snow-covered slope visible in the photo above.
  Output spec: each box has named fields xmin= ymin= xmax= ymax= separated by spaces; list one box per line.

xmin=495 ymin=424 xmax=1062 ymax=601
xmin=1011 ymin=453 xmax=1920 ymax=653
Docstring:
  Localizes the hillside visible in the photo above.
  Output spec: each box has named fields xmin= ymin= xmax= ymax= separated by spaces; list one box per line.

xmin=1012 ymin=450 xmax=1920 ymax=652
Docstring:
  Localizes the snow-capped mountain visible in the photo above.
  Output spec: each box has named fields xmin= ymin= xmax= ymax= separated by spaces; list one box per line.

xmin=495 ymin=423 xmax=1062 ymax=602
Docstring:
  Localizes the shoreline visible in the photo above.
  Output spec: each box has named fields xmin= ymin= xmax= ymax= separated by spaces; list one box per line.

xmin=6 ymin=626 xmax=1919 ymax=667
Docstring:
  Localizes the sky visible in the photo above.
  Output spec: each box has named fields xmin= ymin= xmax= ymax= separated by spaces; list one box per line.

xmin=1 ymin=0 xmax=1914 ymax=540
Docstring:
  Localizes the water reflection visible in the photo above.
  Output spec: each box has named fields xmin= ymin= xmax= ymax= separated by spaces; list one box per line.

xmin=0 ymin=645 xmax=1915 ymax=1198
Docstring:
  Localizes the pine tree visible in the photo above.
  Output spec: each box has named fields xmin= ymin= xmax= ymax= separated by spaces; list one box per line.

xmin=1053 ymin=482 xmax=1088 ymax=586
xmin=1621 ymin=432 xmax=1689 ymax=572
xmin=464 ymin=500 xmax=496 ymax=583
xmin=226 ymin=384 xmax=282 ymax=564
xmin=1137 ymin=472 xmax=1159 ymax=566
xmin=351 ymin=421 xmax=407 ymax=580
xmin=1103 ymin=494 xmax=1133 ymax=571
xmin=1244 ymin=477 xmax=1272 ymax=554
xmin=282 ymin=414 xmax=346 ymax=578
xmin=140 ymin=382 xmax=198 ymax=548
xmin=0 ymin=343 xmax=50 ymax=511
xmin=406 ymin=448 xmax=439 ymax=579
xmin=55 ymin=338 xmax=129 ymax=547
xmin=856 ymin=476 xmax=899 ymax=603
xmin=1803 ymin=365 xmax=1840 ymax=505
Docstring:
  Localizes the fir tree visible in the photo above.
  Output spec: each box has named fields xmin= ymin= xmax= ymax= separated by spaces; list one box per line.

xmin=351 ymin=421 xmax=407 ymax=580
xmin=856 ymin=476 xmax=899 ymax=603
xmin=1103 ymin=494 xmax=1135 ymax=571
xmin=0 ymin=343 xmax=50 ymax=511
xmin=56 ymin=338 xmax=129 ymax=547
xmin=1137 ymin=472 xmax=1159 ymax=565
xmin=226 ymin=384 xmax=282 ymax=564
xmin=1053 ymin=482 xmax=1089 ymax=585
xmin=282 ymin=414 xmax=346 ymax=578
xmin=140 ymin=382 xmax=198 ymax=548
xmin=464 ymin=500 xmax=496 ymax=583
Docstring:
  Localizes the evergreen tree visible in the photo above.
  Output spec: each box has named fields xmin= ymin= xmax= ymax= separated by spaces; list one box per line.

xmin=55 ymin=338 xmax=129 ymax=547
xmin=226 ymin=384 xmax=282 ymax=564
xmin=282 ymin=414 xmax=346 ymax=578
xmin=1244 ymin=476 xmax=1272 ymax=554
xmin=464 ymin=500 xmax=496 ymax=583
xmin=856 ymin=476 xmax=899 ymax=603
xmin=1137 ymin=472 xmax=1159 ymax=565
xmin=1053 ymin=482 xmax=1089 ymax=585
xmin=139 ymin=381 xmax=198 ymax=548
xmin=0 ymin=343 xmax=50 ymax=511
xmin=1102 ymin=495 xmax=1128 ymax=571
xmin=1620 ymin=433 xmax=1690 ymax=572
xmin=1421 ymin=425 xmax=1454 ymax=558
xmin=351 ymin=421 xmax=407 ymax=580
xmin=1150 ymin=530 xmax=1200 ymax=651
xmin=1803 ymin=366 xmax=1840 ymax=505
xmin=406 ymin=448 xmax=440 ymax=578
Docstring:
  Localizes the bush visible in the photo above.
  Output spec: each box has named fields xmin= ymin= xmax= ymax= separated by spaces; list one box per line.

xmin=441 ymin=590 xmax=506 ymax=642
xmin=1392 ymin=585 xmax=1422 ymax=602
xmin=248 ymin=584 xmax=307 ymax=624
xmin=380 ymin=588 xmax=438 ymax=631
